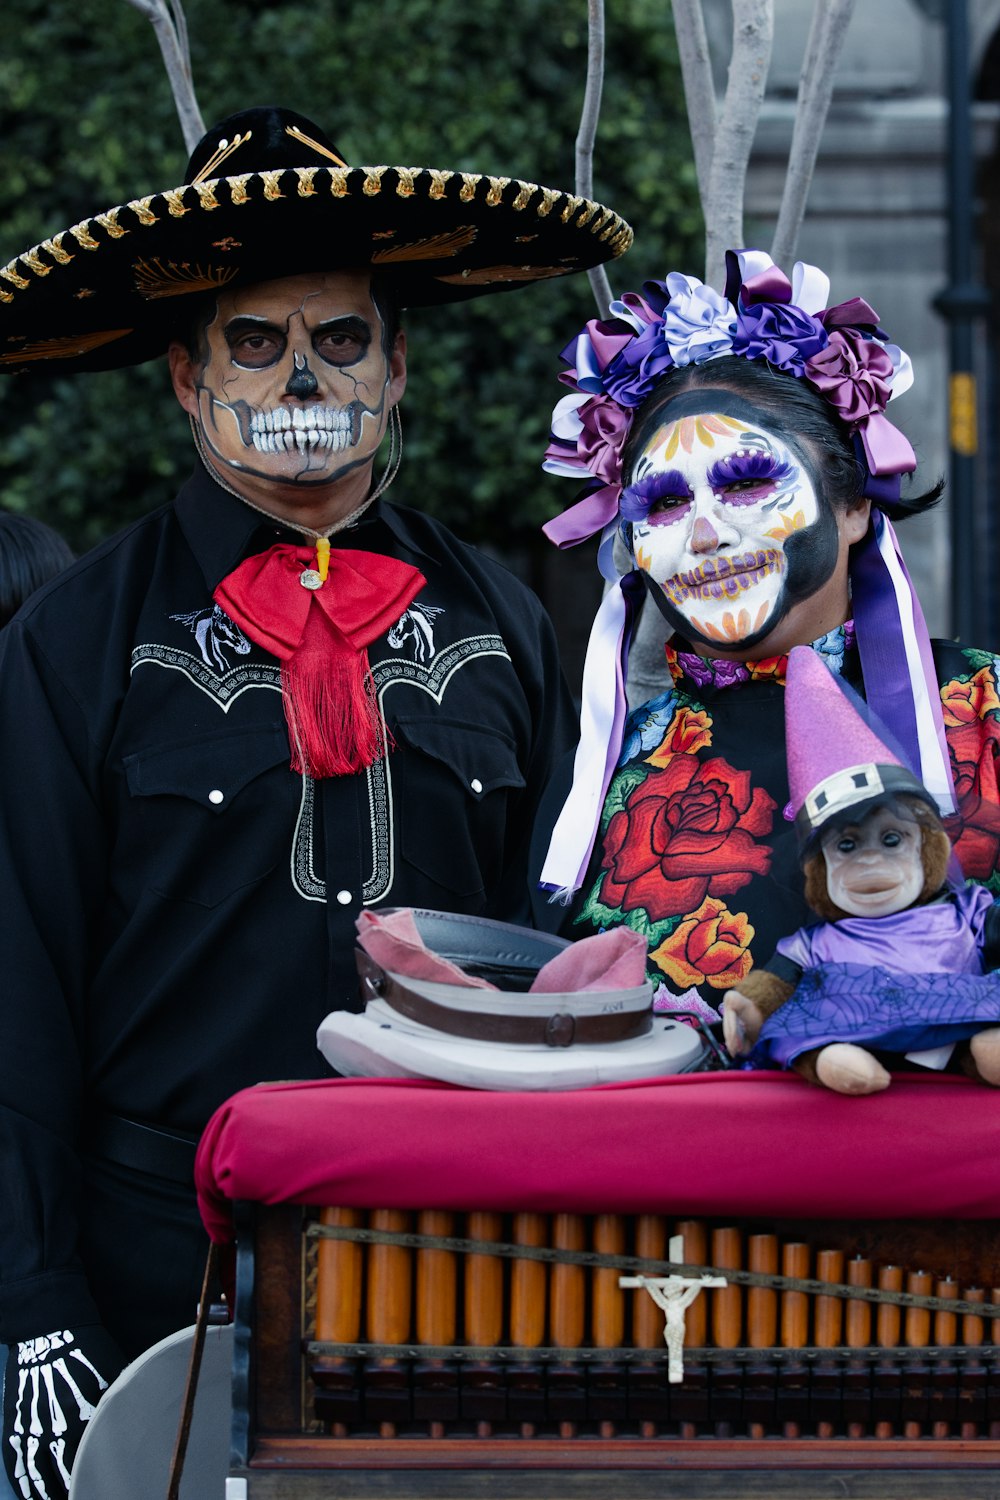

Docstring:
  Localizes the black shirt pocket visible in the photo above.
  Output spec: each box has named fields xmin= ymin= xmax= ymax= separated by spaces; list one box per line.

xmin=393 ymin=716 xmax=526 ymax=900
xmin=121 ymin=724 xmax=293 ymax=907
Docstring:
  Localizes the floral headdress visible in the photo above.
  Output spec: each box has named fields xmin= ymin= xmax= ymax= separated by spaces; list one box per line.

xmin=539 ymin=249 xmax=955 ymax=899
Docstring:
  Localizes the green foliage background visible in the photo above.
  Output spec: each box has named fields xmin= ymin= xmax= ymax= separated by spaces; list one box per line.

xmin=0 ymin=1 xmax=702 ymax=568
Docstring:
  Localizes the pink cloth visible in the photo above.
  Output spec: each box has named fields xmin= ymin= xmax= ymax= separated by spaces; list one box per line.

xmin=194 ymin=1072 xmax=1000 ymax=1245
xmin=530 ymin=925 xmax=647 ymax=993
xmin=355 ymin=909 xmax=493 ymax=989
xmin=355 ymin=911 xmax=649 ymax=994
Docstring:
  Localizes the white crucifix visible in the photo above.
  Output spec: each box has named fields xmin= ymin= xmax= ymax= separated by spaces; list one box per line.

xmin=619 ymin=1234 xmax=728 ymax=1383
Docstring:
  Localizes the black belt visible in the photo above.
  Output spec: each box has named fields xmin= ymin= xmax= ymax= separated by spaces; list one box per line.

xmin=87 ymin=1113 xmax=199 ymax=1186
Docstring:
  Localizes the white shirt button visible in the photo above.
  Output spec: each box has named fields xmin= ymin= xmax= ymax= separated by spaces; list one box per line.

xmin=470 ymin=778 xmax=483 ymax=794
xmin=336 ymin=889 xmax=353 ymax=906
xmin=208 ymin=789 xmax=224 ymax=805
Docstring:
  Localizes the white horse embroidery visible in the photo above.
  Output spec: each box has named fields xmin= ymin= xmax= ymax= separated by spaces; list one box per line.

xmin=387 ymin=602 xmax=444 ymax=663
xmin=170 ymin=605 xmax=252 ymax=671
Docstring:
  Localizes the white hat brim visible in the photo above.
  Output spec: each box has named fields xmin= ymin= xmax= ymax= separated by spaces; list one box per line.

xmin=317 ymin=998 xmax=705 ymax=1091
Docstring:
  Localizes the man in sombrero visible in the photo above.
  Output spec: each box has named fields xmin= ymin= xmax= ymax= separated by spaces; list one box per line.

xmin=0 ymin=105 xmax=631 ymax=1498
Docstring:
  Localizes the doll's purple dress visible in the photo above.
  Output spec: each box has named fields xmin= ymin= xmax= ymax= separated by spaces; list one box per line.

xmin=750 ymin=884 xmax=1000 ymax=1067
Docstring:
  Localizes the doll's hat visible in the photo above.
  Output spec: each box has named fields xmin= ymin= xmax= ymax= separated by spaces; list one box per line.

xmin=0 ymin=105 xmax=633 ymax=375
xmin=786 ymin=645 xmax=938 ymax=857
xmin=317 ymin=908 xmax=706 ymax=1091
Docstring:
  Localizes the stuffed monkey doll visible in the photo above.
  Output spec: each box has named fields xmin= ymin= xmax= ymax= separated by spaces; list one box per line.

xmin=722 ymin=647 xmax=1000 ymax=1095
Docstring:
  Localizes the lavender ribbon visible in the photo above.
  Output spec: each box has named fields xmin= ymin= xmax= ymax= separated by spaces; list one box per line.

xmin=850 ymin=513 xmax=955 ymax=816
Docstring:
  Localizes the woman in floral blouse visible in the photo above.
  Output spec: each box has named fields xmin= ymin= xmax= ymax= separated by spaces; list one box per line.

xmin=538 ymin=250 xmax=1000 ymax=1018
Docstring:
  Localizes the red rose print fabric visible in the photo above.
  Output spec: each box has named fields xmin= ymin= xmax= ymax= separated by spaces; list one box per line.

xmin=574 ymin=632 xmax=1000 ymax=1010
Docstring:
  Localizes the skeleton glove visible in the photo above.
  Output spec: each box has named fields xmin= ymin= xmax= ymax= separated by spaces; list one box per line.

xmin=3 ymin=1327 xmax=126 ymax=1500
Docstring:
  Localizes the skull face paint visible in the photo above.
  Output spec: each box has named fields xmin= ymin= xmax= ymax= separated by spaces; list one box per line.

xmin=180 ymin=271 xmax=401 ymax=494
xmin=622 ymin=405 xmax=841 ymax=652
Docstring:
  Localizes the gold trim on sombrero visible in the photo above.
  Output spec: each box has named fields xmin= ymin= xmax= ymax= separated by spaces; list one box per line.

xmin=285 ymin=124 xmax=348 ymax=170
xmin=327 ymin=167 xmax=351 ymax=198
xmin=41 ymin=236 xmax=74 ymax=266
xmin=133 ymin=257 xmax=238 ymax=300
xmin=485 ymin=176 xmax=512 ymax=207
xmin=191 ymin=132 xmax=252 ymax=186
xmin=363 ymin=168 xmax=388 ymax=197
xmin=395 ymin=168 xmax=418 ymax=198
xmin=435 ymin=264 xmax=568 ymax=285
xmin=193 ymin=182 xmax=222 ymax=211
xmin=228 ymin=175 xmax=252 ymax=206
xmin=162 ymin=188 xmax=191 ymax=219
xmin=127 ymin=197 xmax=159 ymax=227
xmin=426 ymin=170 xmax=454 ymax=200
xmin=294 ymin=168 xmax=318 ymax=197
xmin=372 ymin=226 xmax=478 ymax=263
xmin=0 ymin=329 xmax=132 ymax=363
xmin=69 ymin=223 xmax=100 ymax=251
xmin=95 ymin=209 xmax=127 ymax=241
xmin=260 ymin=171 xmax=285 ymax=201
xmin=17 ymin=250 xmax=53 ymax=279
xmin=0 ymin=266 xmax=30 ymax=291
xmin=534 ymin=187 xmax=561 ymax=218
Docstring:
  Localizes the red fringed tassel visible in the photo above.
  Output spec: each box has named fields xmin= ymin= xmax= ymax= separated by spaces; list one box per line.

xmin=281 ymin=607 xmax=389 ymax=777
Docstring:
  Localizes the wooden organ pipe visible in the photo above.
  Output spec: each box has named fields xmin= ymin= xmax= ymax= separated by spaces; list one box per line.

xmin=548 ymin=1214 xmax=588 ymax=1434
xmin=745 ymin=1234 xmax=778 ymax=1438
xmin=590 ymin=1215 xmax=628 ymax=1434
xmin=843 ymin=1257 xmax=873 ymax=1438
xmin=508 ymin=1212 xmax=547 ymax=1434
xmin=779 ymin=1243 xmax=810 ymax=1439
xmin=960 ymin=1287 xmax=987 ymax=1439
xmin=461 ymin=1211 xmax=505 ymax=1431
xmin=813 ymin=1249 xmax=844 ymax=1438
xmin=903 ymin=1270 xmax=934 ymax=1439
xmin=312 ymin=1206 xmax=364 ymax=1431
xmin=670 ymin=1220 xmax=709 ymax=1436
xmin=414 ymin=1209 xmax=458 ymax=1430
xmin=630 ymin=1215 xmax=670 ymax=1434
xmin=710 ymin=1228 xmax=744 ymax=1436
xmin=873 ymin=1264 xmax=904 ymax=1439
xmin=931 ymin=1277 xmax=959 ymax=1438
xmin=364 ymin=1209 xmax=413 ymax=1434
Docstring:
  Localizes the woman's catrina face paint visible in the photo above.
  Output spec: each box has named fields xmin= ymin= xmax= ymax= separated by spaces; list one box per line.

xmin=621 ymin=404 xmax=840 ymax=651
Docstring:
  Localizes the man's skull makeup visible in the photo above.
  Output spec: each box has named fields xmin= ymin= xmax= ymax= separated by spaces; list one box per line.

xmin=184 ymin=270 xmax=399 ymax=491
xmin=621 ymin=392 xmax=841 ymax=652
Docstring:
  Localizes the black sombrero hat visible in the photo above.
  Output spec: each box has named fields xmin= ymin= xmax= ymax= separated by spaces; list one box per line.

xmin=0 ymin=106 xmax=633 ymax=375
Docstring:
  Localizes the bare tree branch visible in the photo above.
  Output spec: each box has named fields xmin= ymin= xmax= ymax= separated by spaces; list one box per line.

xmin=702 ymin=0 xmax=773 ymax=288
xmin=769 ymin=0 xmax=855 ymax=267
xmin=670 ymin=0 xmax=717 ymax=224
xmin=577 ymin=0 xmax=614 ymax=316
xmin=124 ymin=0 xmax=205 ymax=154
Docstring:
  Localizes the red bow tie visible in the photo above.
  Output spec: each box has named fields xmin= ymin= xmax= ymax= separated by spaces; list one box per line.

xmin=214 ymin=543 xmax=426 ymax=777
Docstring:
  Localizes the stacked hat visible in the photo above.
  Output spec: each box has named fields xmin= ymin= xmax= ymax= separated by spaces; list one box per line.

xmin=317 ymin=908 xmax=706 ymax=1090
